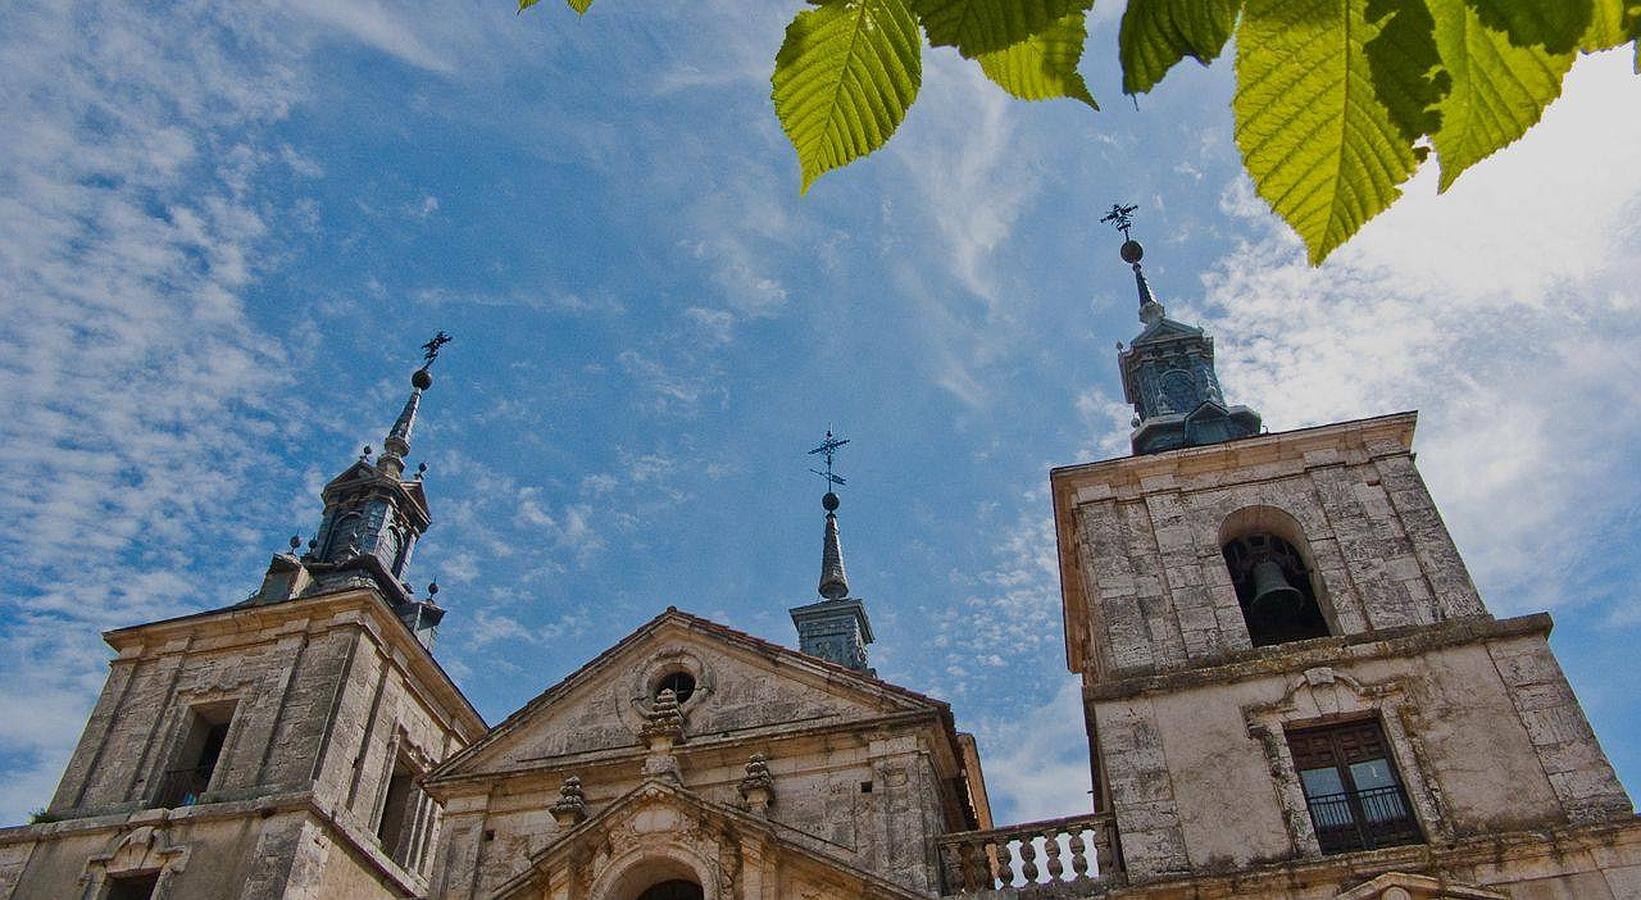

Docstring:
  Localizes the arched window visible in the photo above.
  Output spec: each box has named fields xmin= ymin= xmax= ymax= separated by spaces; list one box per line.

xmin=635 ymin=880 xmax=703 ymax=900
xmin=319 ymin=511 xmax=362 ymax=561
xmin=1222 ymin=532 xmax=1330 ymax=647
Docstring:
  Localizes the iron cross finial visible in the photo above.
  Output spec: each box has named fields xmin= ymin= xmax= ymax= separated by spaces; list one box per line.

xmin=807 ymin=427 xmax=850 ymax=491
xmin=1100 ymin=203 xmax=1140 ymax=240
xmin=421 ymin=330 xmax=453 ymax=367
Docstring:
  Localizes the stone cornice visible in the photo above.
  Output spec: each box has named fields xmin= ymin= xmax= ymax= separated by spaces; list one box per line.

xmin=1084 ymin=612 xmax=1551 ymax=702
xmin=422 ymin=707 xmax=948 ymax=797
xmin=101 ymin=588 xmax=485 ymax=740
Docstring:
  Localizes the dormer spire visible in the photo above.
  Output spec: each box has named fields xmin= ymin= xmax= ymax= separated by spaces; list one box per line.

xmin=808 ymin=428 xmax=851 ymax=600
xmin=1101 ymin=205 xmax=1262 ymax=455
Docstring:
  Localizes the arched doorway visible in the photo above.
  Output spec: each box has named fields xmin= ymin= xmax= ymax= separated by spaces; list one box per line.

xmin=635 ymin=880 xmax=703 ymax=900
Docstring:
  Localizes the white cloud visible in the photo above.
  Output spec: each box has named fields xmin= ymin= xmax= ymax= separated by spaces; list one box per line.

xmin=283 ymin=0 xmax=453 ymax=73
xmin=972 ymin=677 xmax=1093 ymax=824
xmin=0 ymin=0 xmax=307 ymax=823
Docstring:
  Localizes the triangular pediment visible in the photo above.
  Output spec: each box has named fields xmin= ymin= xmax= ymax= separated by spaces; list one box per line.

xmin=431 ymin=609 xmax=947 ymax=780
xmin=320 ymin=460 xmax=430 ymax=520
xmin=1131 ymin=316 xmax=1205 ymax=345
xmin=493 ymin=778 xmax=927 ymax=900
xmin=321 ymin=459 xmax=378 ymax=493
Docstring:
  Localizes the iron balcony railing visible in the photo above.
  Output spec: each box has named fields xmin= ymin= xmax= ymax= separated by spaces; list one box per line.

xmin=1306 ymin=784 xmax=1422 ymax=854
xmin=935 ymin=812 xmax=1121 ymax=895
xmin=155 ymin=765 xmax=215 ymax=809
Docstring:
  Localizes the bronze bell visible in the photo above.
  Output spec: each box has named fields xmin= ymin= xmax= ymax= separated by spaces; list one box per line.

xmin=1250 ymin=558 xmax=1305 ymax=615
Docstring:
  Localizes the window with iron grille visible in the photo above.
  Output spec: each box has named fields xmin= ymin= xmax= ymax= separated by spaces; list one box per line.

xmin=1286 ymin=717 xmax=1422 ymax=854
xmin=156 ymin=700 xmax=236 ymax=809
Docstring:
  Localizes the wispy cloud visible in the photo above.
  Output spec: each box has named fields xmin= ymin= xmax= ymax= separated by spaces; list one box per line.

xmin=0 ymin=0 xmax=307 ymax=820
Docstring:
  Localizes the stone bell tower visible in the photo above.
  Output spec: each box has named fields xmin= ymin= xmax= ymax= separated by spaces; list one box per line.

xmin=0 ymin=335 xmax=485 ymax=900
xmin=1047 ymin=209 xmax=1641 ymax=897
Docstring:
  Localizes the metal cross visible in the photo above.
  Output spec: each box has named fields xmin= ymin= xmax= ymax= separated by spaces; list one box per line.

xmin=421 ymin=330 xmax=453 ymax=366
xmin=1100 ymin=203 xmax=1140 ymax=240
xmin=807 ymin=428 xmax=849 ymax=490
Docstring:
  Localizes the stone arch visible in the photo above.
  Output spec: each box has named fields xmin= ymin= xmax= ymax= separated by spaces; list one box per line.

xmin=590 ymin=842 xmax=718 ymax=900
xmin=1217 ymin=505 xmax=1336 ymax=645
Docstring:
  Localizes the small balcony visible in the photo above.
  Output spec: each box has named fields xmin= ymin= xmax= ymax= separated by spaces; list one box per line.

xmin=936 ymin=813 xmax=1121 ymax=896
xmin=1305 ymin=784 xmax=1422 ymax=854
xmin=154 ymin=765 xmax=215 ymax=809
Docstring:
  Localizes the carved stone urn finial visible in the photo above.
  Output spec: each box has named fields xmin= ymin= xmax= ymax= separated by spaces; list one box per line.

xmin=640 ymin=688 xmax=686 ymax=781
xmin=549 ymin=775 xmax=587 ymax=828
xmin=739 ymin=752 xmax=775 ymax=814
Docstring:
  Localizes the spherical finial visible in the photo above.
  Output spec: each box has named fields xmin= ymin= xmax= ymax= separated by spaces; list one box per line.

xmin=289 ymin=534 xmax=302 ymax=552
xmin=427 ymin=580 xmax=439 ymax=597
xmin=411 ymin=367 xmax=433 ymax=390
xmin=1120 ymin=239 xmax=1144 ymax=264
xmin=822 ymin=491 xmax=840 ymax=511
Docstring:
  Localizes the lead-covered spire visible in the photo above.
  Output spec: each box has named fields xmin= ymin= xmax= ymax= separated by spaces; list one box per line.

xmin=819 ymin=492 xmax=849 ymax=600
xmin=1100 ymin=204 xmax=1261 ymax=455
xmin=790 ymin=429 xmax=874 ymax=673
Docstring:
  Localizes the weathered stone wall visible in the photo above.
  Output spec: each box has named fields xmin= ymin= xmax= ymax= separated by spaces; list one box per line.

xmin=1055 ymin=414 xmax=1487 ymax=683
xmin=14 ymin=591 xmax=481 ymax=899
xmin=1095 ymin=817 xmax=1641 ymax=899
xmin=1091 ymin=626 xmax=1632 ymax=880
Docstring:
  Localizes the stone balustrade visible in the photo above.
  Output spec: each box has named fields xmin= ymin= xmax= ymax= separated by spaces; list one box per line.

xmin=936 ymin=812 xmax=1120 ymax=895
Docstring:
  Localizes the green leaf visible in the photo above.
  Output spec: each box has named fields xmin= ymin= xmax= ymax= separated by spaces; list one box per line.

xmin=1233 ymin=0 xmax=1443 ymax=265
xmin=1429 ymin=0 xmax=1573 ymax=192
xmin=1581 ymin=0 xmax=1631 ymax=51
xmin=772 ymin=0 xmax=924 ymax=193
xmin=517 ymin=0 xmax=591 ymax=13
xmin=912 ymin=0 xmax=1080 ymax=56
xmin=976 ymin=10 xmax=1098 ymax=107
xmin=1119 ymin=0 xmax=1242 ymax=95
xmin=1462 ymin=0 xmax=1592 ymax=53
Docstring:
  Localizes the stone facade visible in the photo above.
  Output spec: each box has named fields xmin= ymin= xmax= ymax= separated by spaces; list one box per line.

xmin=1050 ymin=411 xmax=1641 ymax=898
xmin=421 ymin=610 xmax=985 ymax=900
xmin=3 ymin=394 xmax=1639 ymax=899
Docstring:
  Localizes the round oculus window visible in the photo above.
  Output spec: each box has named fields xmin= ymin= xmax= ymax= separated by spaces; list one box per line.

xmin=654 ymin=670 xmax=696 ymax=703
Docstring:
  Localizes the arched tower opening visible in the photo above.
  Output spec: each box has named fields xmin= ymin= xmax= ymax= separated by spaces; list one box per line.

xmin=1219 ymin=506 xmax=1332 ymax=647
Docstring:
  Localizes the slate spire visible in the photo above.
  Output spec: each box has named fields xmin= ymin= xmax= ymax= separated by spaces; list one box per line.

xmin=249 ymin=332 xmax=455 ymax=650
xmin=1101 ymin=204 xmax=1262 ymax=455
xmin=818 ymin=491 xmax=849 ymax=600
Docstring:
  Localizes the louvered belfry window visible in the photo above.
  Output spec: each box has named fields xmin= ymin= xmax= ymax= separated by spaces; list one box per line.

xmin=1286 ymin=718 xmax=1422 ymax=854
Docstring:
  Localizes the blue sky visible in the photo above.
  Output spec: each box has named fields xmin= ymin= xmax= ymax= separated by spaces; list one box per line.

xmin=2 ymin=0 xmax=1639 ymax=827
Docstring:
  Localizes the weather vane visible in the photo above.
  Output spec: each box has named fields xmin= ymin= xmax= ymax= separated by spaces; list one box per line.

xmin=420 ymin=330 xmax=453 ymax=368
xmin=807 ymin=428 xmax=850 ymax=493
xmin=1100 ymin=203 xmax=1139 ymax=241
